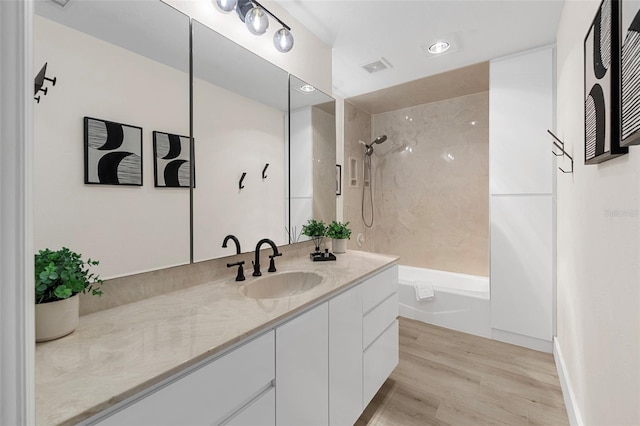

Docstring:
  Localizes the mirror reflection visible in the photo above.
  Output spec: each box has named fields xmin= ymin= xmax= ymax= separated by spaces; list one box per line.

xmin=288 ymin=75 xmax=337 ymax=242
xmin=191 ymin=20 xmax=289 ymax=262
xmin=33 ymin=1 xmax=191 ymax=278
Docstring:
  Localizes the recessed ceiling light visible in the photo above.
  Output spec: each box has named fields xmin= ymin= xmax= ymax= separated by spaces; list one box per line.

xmin=300 ymin=84 xmax=316 ymax=93
xmin=470 ymin=120 xmax=478 ymax=126
xmin=428 ymin=41 xmax=450 ymax=54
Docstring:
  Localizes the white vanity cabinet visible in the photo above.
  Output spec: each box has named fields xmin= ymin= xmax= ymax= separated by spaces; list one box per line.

xmin=275 ymin=302 xmax=329 ymax=425
xmin=95 ymin=331 xmax=275 ymax=426
xmin=89 ymin=264 xmax=399 ymax=426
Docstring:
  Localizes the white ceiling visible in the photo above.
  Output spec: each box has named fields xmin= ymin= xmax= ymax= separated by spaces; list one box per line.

xmin=277 ymin=0 xmax=565 ymax=98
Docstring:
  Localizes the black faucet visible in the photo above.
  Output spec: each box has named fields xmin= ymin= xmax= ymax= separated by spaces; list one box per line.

xmin=222 ymin=235 xmax=245 ymax=281
xmin=253 ymin=238 xmax=282 ymax=276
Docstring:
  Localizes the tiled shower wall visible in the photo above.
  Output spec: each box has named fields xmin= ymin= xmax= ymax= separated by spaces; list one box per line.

xmin=344 ymin=92 xmax=489 ymax=277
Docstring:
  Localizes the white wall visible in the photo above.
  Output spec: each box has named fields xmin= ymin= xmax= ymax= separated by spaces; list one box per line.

xmin=556 ymin=1 xmax=640 ymax=424
xmin=192 ymin=78 xmax=286 ymax=261
xmin=34 ymin=16 xmax=190 ymax=279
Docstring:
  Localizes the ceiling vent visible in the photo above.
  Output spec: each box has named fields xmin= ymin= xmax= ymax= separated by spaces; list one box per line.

xmin=47 ymin=0 xmax=72 ymax=8
xmin=362 ymin=57 xmax=393 ymax=74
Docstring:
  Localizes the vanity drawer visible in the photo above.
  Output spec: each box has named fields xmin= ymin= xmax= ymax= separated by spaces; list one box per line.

xmin=99 ymin=331 xmax=275 ymax=425
xmin=362 ymin=265 xmax=398 ymax=314
xmin=363 ymin=320 xmax=399 ymax=408
xmin=363 ymin=292 xmax=398 ymax=350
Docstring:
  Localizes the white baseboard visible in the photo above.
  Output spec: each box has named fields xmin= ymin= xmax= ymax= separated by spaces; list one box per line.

xmin=491 ymin=329 xmax=553 ymax=353
xmin=553 ymin=337 xmax=583 ymax=426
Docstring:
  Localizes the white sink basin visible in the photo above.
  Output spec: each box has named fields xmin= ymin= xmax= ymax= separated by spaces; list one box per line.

xmin=239 ymin=271 xmax=324 ymax=300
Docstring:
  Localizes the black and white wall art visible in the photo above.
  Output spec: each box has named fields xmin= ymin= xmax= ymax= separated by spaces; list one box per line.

xmin=584 ymin=0 xmax=628 ymax=163
xmin=84 ymin=117 xmax=143 ymax=185
xmin=153 ymin=131 xmax=192 ymax=187
xmin=621 ymin=0 xmax=640 ymax=146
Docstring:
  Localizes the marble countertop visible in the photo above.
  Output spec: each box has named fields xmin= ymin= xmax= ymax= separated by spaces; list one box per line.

xmin=35 ymin=250 xmax=398 ymax=425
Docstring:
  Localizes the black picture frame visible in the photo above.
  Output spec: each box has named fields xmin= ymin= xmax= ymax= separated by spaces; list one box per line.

xmin=620 ymin=0 xmax=640 ymax=146
xmin=152 ymin=131 xmax=193 ymax=188
xmin=336 ymin=164 xmax=342 ymax=196
xmin=84 ymin=117 xmax=143 ymax=185
xmin=584 ymin=0 xmax=628 ymax=164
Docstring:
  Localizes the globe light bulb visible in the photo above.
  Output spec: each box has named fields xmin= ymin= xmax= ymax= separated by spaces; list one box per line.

xmin=245 ymin=6 xmax=269 ymax=35
xmin=215 ymin=0 xmax=237 ymax=13
xmin=273 ymin=27 xmax=294 ymax=52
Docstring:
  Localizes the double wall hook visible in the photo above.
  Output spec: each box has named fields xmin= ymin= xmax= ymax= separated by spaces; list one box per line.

xmin=239 ymin=172 xmax=247 ymax=190
xmin=548 ymin=130 xmax=573 ymax=174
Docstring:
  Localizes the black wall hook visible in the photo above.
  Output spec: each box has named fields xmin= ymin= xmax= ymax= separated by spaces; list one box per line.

xmin=262 ymin=163 xmax=269 ymax=179
xmin=34 ymin=62 xmax=57 ymax=103
xmin=239 ymin=172 xmax=247 ymax=190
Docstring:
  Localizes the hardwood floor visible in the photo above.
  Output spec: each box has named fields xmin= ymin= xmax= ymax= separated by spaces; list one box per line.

xmin=356 ymin=317 xmax=569 ymax=426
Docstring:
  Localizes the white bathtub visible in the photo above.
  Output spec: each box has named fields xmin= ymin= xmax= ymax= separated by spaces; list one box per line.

xmin=398 ymin=265 xmax=491 ymax=338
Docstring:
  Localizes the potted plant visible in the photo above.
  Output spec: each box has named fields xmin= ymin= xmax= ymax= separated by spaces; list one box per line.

xmin=326 ymin=221 xmax=351 ymax=254
xmin=34 ymin=247 xmax=103 ymax=342
xmin=301 ymin=219 xmax=327 ymax=253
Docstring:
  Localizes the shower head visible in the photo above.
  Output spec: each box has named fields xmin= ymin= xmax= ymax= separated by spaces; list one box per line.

xmin=361 ymin=135 xmax=388 ymax=156
xmin=373 ymin=135 xmax=387 ymax=144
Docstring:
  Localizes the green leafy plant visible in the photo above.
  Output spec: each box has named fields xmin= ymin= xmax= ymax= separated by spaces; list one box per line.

xmin=301 ymin=219 xmax=327 ymax=237
xmin=35 ymin=247 xmax=103 ymax=304
xmin=326 ymin=221 xmax=352 ymax=239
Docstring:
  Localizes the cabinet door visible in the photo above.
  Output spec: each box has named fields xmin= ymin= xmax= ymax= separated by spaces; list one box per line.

xmin=276 ymin=303 xmax=329 ymax=426
xmin=490 ymin=195 xmax=553 ymax=341
xmin=225 ymin=387 xmax=275 ymax=426
xmin=329 ymin=285 xmax=362 ymax=426
xmin=98 ymin=331 xmax=274 ymax=425
xmin=363 ymin=320 xmax=399 ymax=408
xmin=489 ymin=47 xmax=554 ymax=195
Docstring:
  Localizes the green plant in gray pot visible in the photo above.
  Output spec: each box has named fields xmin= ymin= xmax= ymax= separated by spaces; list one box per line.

xmin=301 ymin=219 xmax=327 ymax=253
xmin=326 ymin=221 xmax=351 ymax=254
xmin=34 ymin=247 xmax=103 ymax=342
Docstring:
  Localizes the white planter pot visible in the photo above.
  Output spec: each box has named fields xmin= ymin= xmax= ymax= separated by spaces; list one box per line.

xmin=35 ymin=294 xmax=79 ymax=342
xmin=332 ymin=238 xmax=348 ymax=254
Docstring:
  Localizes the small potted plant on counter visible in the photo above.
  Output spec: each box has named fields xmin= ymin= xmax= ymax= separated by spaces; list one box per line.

xmin=301 ymin=219 xmax=327 ymax=254
xmin=326 ymin=220 xmax=351 ymax=254
xmin=35 ymin=247 xmax=103 ymax=342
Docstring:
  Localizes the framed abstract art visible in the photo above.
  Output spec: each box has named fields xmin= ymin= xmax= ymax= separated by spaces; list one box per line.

xmin=584 ymin=0 xmax=628 ymax=163
xmin=84 ymin=117 xmax=143 ymax=185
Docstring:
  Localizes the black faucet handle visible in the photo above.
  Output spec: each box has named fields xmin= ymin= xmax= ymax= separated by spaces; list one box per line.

xmin=226 ymin=261 xmax=245 ymax=282
xmin=268 ymin=255 xmax=279 ymax=273
xmin=252 ymin=261 xmax=262 ymax=277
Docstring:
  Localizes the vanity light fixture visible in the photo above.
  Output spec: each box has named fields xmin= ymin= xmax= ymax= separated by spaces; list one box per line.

xmin=428 ymin=41 xmax=451 ymax=54
xmin=214 ymin=0 xmax=294 ymax=53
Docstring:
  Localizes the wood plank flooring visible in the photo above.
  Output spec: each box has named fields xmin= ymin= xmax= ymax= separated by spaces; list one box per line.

xmin=356 ymin=317 xmax=569 ymax=426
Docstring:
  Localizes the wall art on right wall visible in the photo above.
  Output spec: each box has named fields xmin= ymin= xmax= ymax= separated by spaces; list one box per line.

xmin=584 ymin=0 xmax=628 ymax=163
xmin=620 ymin=0 xmax=640 ymax=146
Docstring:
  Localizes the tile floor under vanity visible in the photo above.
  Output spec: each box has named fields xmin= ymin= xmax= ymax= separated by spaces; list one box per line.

xmin=356 ymin=317 xmax=569 ymax=425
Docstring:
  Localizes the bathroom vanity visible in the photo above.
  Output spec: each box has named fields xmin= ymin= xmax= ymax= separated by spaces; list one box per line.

xmin=35 ymin=251 xmax=399 ymax=425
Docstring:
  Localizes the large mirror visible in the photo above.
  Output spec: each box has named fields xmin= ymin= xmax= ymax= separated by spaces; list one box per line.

xmin=191 ymin=20 xmax=290 ymax=261
xmin=34 ymin=0 xmax=338 ymax=278
xmin=33 ymin=1 xmax=191 ymax=278
xmin=288 ymin=75 xmax=337 ymax=242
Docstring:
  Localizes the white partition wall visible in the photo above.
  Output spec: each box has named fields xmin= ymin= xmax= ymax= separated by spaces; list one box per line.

xmin=489 ymin=45 xmax=555 ymax=352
